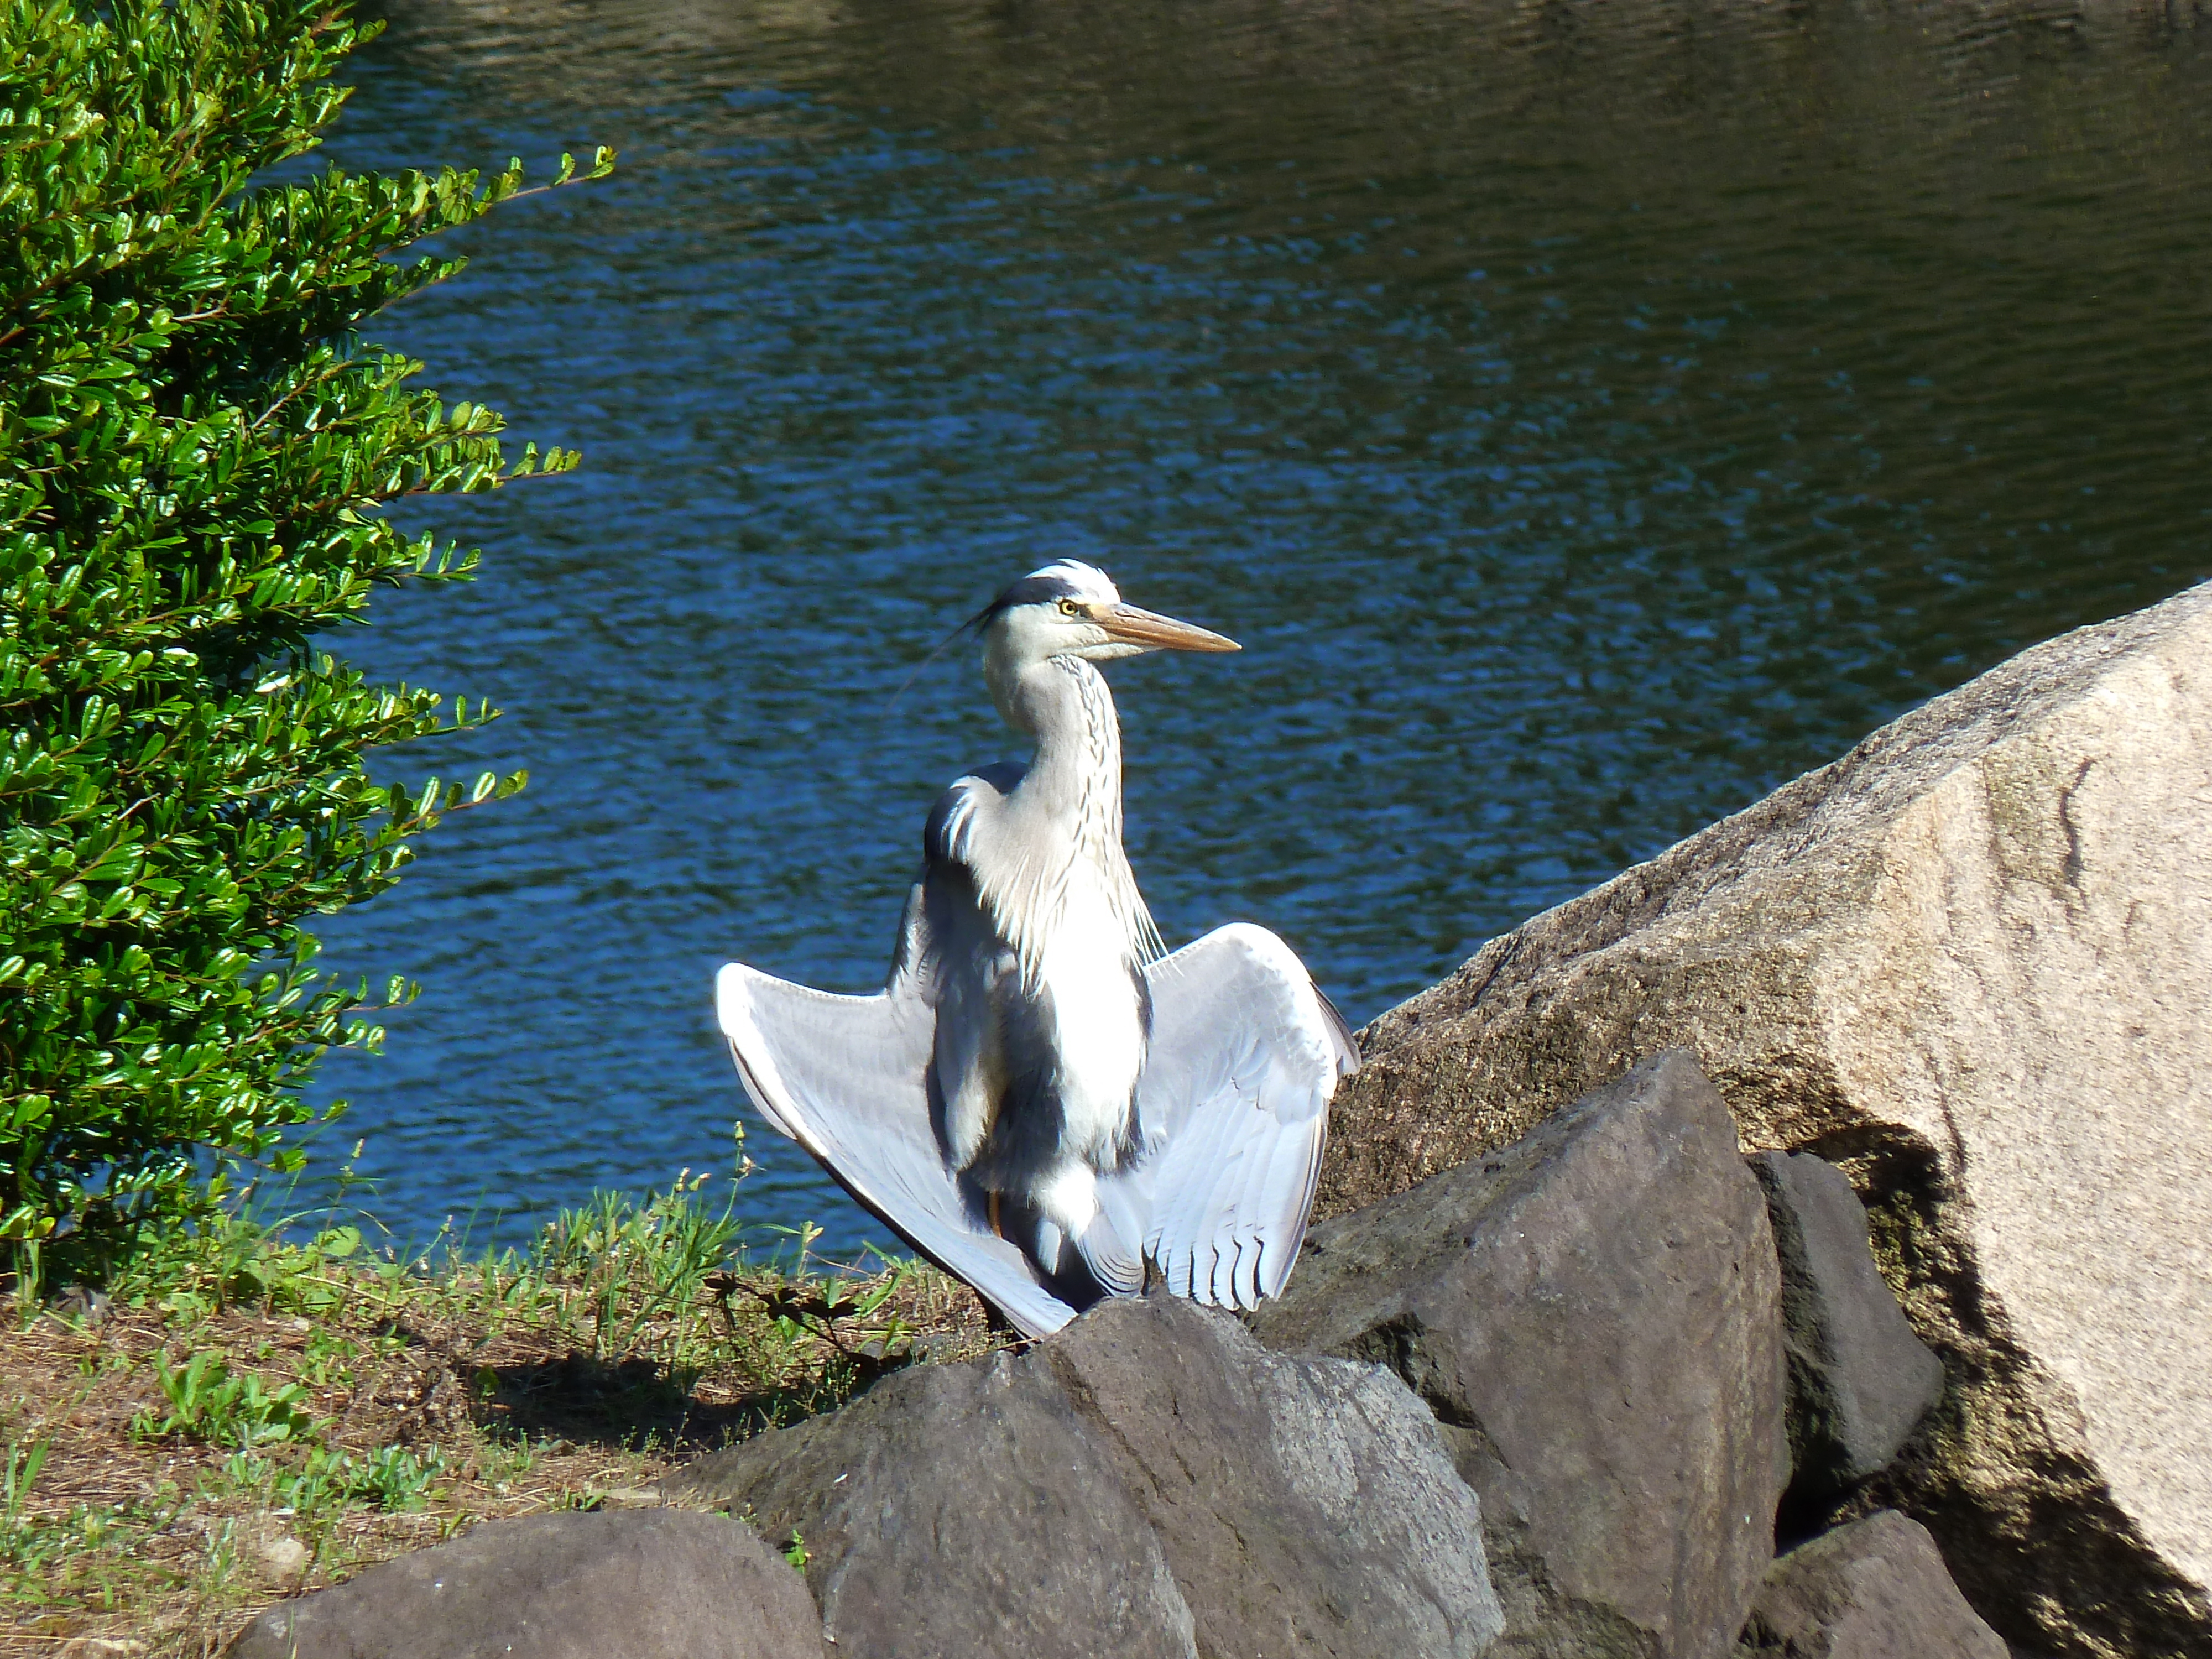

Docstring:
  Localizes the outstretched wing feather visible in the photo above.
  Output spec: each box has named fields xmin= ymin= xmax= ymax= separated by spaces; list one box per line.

xmin=714 ymin=963 xmax=1077 ymax=1340
xmin=1128 ymin=924 xmax=1358 ymax=1312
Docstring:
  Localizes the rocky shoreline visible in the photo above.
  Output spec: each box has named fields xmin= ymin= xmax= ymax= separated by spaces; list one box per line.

xmin=228 ymin=580 xmax=2212 ymax=1658
xmin=1318 ymin=576 xmax=2212 ymax=1657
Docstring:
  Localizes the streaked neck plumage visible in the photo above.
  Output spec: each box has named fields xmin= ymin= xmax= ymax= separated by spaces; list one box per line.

xmin=981 ymin=647 xmax=1164 ymax=986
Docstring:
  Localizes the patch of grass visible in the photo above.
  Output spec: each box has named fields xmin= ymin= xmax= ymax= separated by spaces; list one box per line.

xmin=0 ymin=1178 xmax=1001 ymax=1656
xmin=132 ymin=1354 xmax=319 ymax=1449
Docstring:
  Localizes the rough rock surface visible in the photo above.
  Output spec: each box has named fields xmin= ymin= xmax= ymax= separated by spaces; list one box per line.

xmin=1313 ymin=582 xmax=2212 ymax=1657
xmin=1253 ymin=1050 xmax=1786 ymax=1659
xmin=665 ymin=1296 xmax=1502 ymax=1659
xmin=227 ymin=1509 xmax=824 ymax=1659
xmin=1750 ymin=1151 xmax=1943 ymax=1502
xmin=672 ymin=1320 xmax=1196 ymax=1659
xmin=1738 ymin=1509 xmax=2007 ymax=1659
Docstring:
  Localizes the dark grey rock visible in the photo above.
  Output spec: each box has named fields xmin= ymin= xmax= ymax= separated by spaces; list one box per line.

xmin=1749 ymin=1151 xmax=1943 ymax=1499
xmin=1252 ymin=1050 xmax=1788 ymax=1659
xmin=665 ymin=1296 xmax=1503 ymax=1659
xmin=666 ymin=1334 xmax=1198 ymax=1659
xmin=1050 ymin=1297 xmax=1500 ymax=1659
xmin=227 ymin=1509 xmax=824 ymax=1659
xmin=1738 ymin=1509 xmax=2007 ymax=1659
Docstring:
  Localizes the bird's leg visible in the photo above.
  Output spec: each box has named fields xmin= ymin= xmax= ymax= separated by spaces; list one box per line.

xmin=988 ymin=1189 xmax=1004 ymax=1239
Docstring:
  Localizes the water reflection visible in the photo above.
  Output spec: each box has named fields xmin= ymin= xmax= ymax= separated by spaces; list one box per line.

xmin=306 ymin=0 xmax=2209 ymax=1251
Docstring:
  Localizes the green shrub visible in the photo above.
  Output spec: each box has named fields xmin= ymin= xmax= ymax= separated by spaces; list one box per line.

xmin=0 ymin=0 xmax=611 ymax=1270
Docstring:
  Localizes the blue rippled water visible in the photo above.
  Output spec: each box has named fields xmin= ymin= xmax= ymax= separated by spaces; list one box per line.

xmin=300 ymin=0 xmax=2211 ymax=1253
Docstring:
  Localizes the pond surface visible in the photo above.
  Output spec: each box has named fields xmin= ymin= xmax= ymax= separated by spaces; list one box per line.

xmin=306 ymin=0 xmax=2211 ymax=1255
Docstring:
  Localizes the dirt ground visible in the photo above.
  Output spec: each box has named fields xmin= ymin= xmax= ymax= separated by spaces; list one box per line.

xmin=0 ymin=1243 xmax=998 ymax=1657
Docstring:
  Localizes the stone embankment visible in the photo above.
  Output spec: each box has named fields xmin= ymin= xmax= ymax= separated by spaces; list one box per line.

xmin=228 ymin=580 xmax=2211 ymax=1659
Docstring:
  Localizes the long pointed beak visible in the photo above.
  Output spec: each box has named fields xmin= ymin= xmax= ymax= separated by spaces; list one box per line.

xmin=1095 ymin=602 xmax=1241 ymax=654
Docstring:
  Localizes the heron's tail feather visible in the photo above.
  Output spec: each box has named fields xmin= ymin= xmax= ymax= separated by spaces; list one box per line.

xmin=1073 ymin=1211 xmax=1144 ymax=1297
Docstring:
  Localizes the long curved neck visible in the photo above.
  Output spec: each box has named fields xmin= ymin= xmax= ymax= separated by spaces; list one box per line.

xmin=1013 ymin=656 xmax=1123 ymax=858
xmin=982 ymin=652 xmax=1161 ymax=970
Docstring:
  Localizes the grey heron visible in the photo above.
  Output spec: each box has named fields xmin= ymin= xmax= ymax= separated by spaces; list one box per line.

xmin=715 ymin=560 xmax=1358 ymax=1337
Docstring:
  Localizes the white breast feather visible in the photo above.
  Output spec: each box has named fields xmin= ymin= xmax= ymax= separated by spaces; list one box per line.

xmin=1037 ymin=883 xmax=1146 ymax=1161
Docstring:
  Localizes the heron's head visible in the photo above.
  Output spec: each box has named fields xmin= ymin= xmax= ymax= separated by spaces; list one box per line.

xmin=979 ymin=560 xmax=1240 ymax=675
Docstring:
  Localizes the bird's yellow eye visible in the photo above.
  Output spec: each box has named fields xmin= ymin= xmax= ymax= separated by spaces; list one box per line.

xmin=1057 ymin=597 xmax=1082 ymax=617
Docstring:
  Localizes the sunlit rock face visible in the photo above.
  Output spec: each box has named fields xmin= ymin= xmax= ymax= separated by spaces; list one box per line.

xmin=1319 ymin=581 xmax=2212 ymax=1659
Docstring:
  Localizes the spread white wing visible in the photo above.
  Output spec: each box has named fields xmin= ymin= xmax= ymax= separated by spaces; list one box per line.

xmin=1116 ymin=923 xmax=1359 ymax=1309
xmin=714 ymin=962 xmax=1081 ymax=1340
xmin=716 ymin=921 xmax=1356 ymax=1337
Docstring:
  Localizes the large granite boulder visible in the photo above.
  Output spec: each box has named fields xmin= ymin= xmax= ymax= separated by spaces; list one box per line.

xmin=227 ymin=1509 xmax=824 ymax=1659
xmin=1738 ymin=1509 xmax=2007 ymax=1659
xmin=1750 ymin=1150 xmax=1943 ymax=1506
xmin=1252 ymin=1050 xmax=1787 ymax=1659
xmin=1316 ymin=581 xmax=2212 ymax=1658
xmin=664 ymin=1295 xmax=1503 ymax=1659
